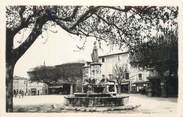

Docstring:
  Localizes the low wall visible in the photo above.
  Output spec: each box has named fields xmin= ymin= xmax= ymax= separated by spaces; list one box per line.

xmin=64 ymin=96 xmax=129 ymax=107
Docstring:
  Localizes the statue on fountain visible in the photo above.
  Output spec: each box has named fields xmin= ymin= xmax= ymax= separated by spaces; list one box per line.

xmin=91 ymin=41 xmax=99 ymax=63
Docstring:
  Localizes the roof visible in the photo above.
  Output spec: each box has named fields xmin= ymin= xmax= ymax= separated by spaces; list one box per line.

xmin=28 ymin=65 xmax=55 ymax=72
xmin=99 ymin=51 xmax=129 ymax=58
xmin=55 ymin=60 xmax=86 ymax=67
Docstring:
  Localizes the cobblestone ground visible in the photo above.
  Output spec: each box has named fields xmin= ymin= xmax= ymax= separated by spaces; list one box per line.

xmin=13 ymin=94 xmax=178 ymax=114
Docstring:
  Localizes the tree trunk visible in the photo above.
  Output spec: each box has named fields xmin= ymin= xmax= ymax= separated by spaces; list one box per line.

xmin=6 ymin=62 xmax=15 ymax=112
xmin=117 ymin=84 xmax=121 ymax=94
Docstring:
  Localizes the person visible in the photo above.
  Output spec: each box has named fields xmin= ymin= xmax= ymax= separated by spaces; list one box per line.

xmin=13 ymin=89 xmax=16 ymax=97
xmin=18 ymin=90 xmax=21 ymax=98
xmin=21 ymin=90 xmax=24 ymax=98
xmin=18 ymin=90 xmax=23 ymax=98
xmin=16 ymin=89 xmax=18 ymax=98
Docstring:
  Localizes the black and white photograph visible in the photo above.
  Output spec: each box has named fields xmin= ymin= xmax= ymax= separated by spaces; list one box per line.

xmin=0 ymin=0 xmax=183 ymax=117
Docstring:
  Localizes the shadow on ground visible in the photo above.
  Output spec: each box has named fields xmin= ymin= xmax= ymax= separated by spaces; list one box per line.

xmin=13 ymin=104 xmax=140 ymax=113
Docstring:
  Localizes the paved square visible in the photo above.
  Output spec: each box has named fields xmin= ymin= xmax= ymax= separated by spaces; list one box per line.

xmin=13 ymin=94 xmax=178 ymax=113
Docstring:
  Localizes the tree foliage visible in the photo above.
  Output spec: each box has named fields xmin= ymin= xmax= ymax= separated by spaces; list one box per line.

xmin=6 ymin=6 xmax=178 ymax=62
xmin=112 ymin=64 xmax=129 ymax=93
xmin=127 ymin=6 xmax=178 ymax=75
xmin=27 ymin=63 xmax=84 ymax=85
xmin=129 ymin=27 xmax=178 ymax=74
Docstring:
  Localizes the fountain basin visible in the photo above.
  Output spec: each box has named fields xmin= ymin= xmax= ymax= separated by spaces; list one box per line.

xmin=64 ymin=94 xmax=129 ymax=107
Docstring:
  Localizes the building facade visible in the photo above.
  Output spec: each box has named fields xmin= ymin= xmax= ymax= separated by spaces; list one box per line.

xmin=98 ymin=52 xmax=149 ymax=93
xmin=99 ymin=52 xmax=129 ymax=77
xmin=13 ymin=76 xmax=28 ymax=94
xmin=147 ymin=68 xmax=178 ymax=97
xmin=13 ymin=76 xmax=48 ymax=96
xmin=27 ymin=62 xmax=85 ymax=95
xmin=27 ymin=81 xmax=48 ymax=95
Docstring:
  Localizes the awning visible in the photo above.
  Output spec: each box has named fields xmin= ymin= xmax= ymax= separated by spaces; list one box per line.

xmin=147 ymin=76 xmax=161 ymax=80
xmin=120 ymin=82 xmax=130 ymax=85
xmin=49 ymin=85 xmax=63 ymax=88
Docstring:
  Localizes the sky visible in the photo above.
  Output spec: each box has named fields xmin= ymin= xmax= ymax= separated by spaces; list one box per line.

xmin=13 ymin=24 xmax=124 ymax=78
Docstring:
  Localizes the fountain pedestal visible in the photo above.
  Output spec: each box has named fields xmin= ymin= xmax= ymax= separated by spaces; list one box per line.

xmin=65 ymin=93 xmax=129 ymax=107
xmin=65 ymin=81 xmax=129 ymax=107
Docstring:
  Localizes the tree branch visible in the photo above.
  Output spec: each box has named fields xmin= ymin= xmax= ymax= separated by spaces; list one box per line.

xmin=12 ymin=15 xmax=49 ymax=60
xmin=53 ymin=20 xmax=80 ymax=35
xmin=49 ymin=6 xmax=81 ymax=23
xmin=94 ymin=13 xmax=134 ymax=48
xmin=56 ymin=6 xmax=80 ymax=21
xmin=19 ymin=6 xmax=26 ymax=23
xmin=53 ymin=6 xmax=99 ymax=36
xmin=100 ymin=6 xmax=132 ymax=12
xmin=11 ymin=6 xmax=43 ymax=35
xmin=69 ymin=6 xmax=100 ymax=30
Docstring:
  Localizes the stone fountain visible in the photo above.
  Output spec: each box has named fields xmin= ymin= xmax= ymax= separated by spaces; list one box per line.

xmin=64 ymin=42 xmax=129 ymax=109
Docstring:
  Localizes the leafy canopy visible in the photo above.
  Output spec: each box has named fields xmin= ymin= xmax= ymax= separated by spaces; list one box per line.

xmin=6 ymin=6 xmax=178 ymax=50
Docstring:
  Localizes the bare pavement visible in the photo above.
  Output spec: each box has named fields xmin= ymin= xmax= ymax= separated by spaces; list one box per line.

xmin=13 ymin=94 xmax=178 ymax=114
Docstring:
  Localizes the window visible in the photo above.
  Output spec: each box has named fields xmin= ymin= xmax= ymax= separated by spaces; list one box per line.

xmin=139 ymin=73 xmax=142 ymax=80
xmin=102 ymin=57 xmax=105 ymax=62
xmin=92 ymin=70 xmax=95 ymax=75
xmin=126 ymin=73 xmax=129 ymax=79
xmin=108 ymin=74 xmax=113 ymax=79
xmin=118 ymin=56 xmax=120 ymax=61
xmin=109 ymin=85 xmax=115 ymax=92
xmin=85 ymin=68 xmax=88 ymax=74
